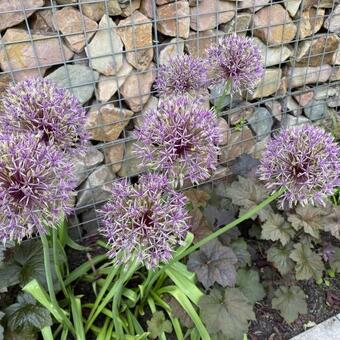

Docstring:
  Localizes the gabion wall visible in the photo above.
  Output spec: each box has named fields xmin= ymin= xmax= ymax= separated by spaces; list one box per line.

xmin=0 ymin=0 xmax=339 ymax=240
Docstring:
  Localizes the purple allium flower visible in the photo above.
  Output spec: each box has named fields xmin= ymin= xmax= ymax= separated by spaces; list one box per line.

xmin=259 ymin=125 xmax=340 ymax=208
xmin=0 ymin=133 xmax=76 ymax=243
xmin=155 ymin=55 xmax=208 ymax=97
xmin=98 ymin=173 xmax=190 ymax=268
xmin=206 ymin=34 xmax=264 ymax=93
xmin=1 ymin=77 xmax=88 ymax=155
xmin=134 ymin=96 xmax=220 ymax=186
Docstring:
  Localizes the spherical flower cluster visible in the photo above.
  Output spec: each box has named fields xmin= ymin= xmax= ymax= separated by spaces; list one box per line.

xmin=1 ymin=77 xmax=88 ymax=155
xmin=155 ymin=55 xmax=208 ymax=97
xmin=0 ymin=133 xmax=76 ymax=243
xmin=206 ymin=34 xmax=264 ymax=93
xmin=134 ymin=96 xmax=220 ymax=186
xmin=259 ymin=125 xmax=340 ymax=208
xmin=98 ymin=173 xmax=190 ymax=268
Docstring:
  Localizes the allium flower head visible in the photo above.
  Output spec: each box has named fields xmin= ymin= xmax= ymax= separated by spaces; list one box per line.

xmin=134 ymin=96 xmax=220 ymax=186
xmin=207 ymin=34 xmax=264 ymax=93
xmin=1 ymin=77 xmax=88 ymax=155
xmin=259 ymin=125 xmax=340 ymax=208
xmin=99 ymin=173 xmax=190 ymax=268
xmin=155 ymin=54 xmax=208 ymax=97
xmin=0 ymin=133 xmax=76 ymax=243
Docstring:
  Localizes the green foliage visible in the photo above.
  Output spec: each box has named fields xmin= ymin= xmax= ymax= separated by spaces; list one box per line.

xmin=323 ymin=206 xmax=340 ymax=239
xmin=4 ymin=293 xmax=52 ymax=335
xmin=261 ymin=213 xmax=295 ymax=246
xmin=271 ymin=286 xmax=307 ymax=323
xmin=147 ymin=311 xmax=172 ymax=339
xmin=224 ymin=176 xmax=273 ymax=222
xmin=290 ymin=243 xmax=324 ymax=281
xmin=236 ymin=269 xmax=265 ymax=304
xmin=329 ymin=247 xmax=340 ymax=273
xmin=230 ymin=239 xmax=251 ymax=268
xmin=288 ymin=205 xmax=326 ymax=239
xmin=187 ymin=239 xmax=237 ymax=289
xmin=267 ymin=244 xmax=295 ymax=275
xmin=199 ymin=287 xmax=255 ymax=339
xmin=0 ymin=240 xmax=56 ymax=290
xmin=0 ymin=311 xmax=4 ymax=340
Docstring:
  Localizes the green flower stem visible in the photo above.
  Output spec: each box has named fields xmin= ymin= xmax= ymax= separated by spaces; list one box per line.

xmin=112 ymin=260 xmax=139 ymax=338
xmin=143 ymin=188 xmax=284 ymax=299
xmin=177 ymin=188 xmax=284 ymax=261
xmin=40 ymin=234 xmax=76 ymax=336
xmin=214 ymin=79 xmax=232 ymax=115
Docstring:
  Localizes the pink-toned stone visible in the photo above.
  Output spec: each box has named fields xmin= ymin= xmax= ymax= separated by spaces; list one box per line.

xmin=157 ymin=0 xmax=174 ymax=4
xmin=53 ymin=7 xmax=98 ymax=53
xmin=0 ymin=28 xmax=73 ymax=81
xmin=0 ymin=0 xmax=44 ymax=31
xmin=220 ymin=126 xmax=255 ymax=162
xmin=253 ymin=4 xmax=297 ymax=44
xmin=190 ymin=0 xmax=235 ymax=32
xmin=157 ymin=1 xmax=190 ymax=39
xmin=31 ymin=9 xmax=55 ymax=33
xmin=218 ymin=118 xmax=230 ymax=146
xmin=121 ymin=0 xmax=141 ymax=17
xmin=120 ymin=63 xmax=156 ymax=112
xmin=293 ymin=90 xmax=314 ymax=107
xmin=140 ymin=0 xmax=155 ymax=18
xmin=118 ymin=11 xmax=153 ymax=71
xmin=85 ymin=104 xmax=134 ymax=141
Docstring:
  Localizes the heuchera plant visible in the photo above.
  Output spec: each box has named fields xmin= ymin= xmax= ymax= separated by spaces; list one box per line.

xmin=0 ymin=32 xmax=339 ymax=340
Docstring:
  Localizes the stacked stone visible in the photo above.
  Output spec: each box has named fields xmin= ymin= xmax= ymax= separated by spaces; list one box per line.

xmin=0 ymin=0 xmax=339 ymax=233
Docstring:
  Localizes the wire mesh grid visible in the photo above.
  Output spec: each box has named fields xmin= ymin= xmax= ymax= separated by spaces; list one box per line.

xmin=0 ymin=0 xmax=339 ymax=241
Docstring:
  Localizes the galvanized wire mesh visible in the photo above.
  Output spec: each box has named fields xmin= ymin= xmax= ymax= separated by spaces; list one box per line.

xmin=0 ymin=0 xmax=339 ymax=241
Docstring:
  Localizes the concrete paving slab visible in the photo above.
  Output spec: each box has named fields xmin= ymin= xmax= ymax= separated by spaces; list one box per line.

xmin=291 ymin=314 xmax=340 ymax=340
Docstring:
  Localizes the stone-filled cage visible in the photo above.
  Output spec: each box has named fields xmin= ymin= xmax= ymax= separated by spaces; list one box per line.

xmin=0 ymin=0 xmax=339 ymax=241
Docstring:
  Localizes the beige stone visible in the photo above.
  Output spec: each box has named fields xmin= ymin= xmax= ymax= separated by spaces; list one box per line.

xmin=157 ymin=0 xmax=174 ymax=4
xmin=238 ymin=0 xmax=270 ymax=12
xmin=104 ymin=142 xmax=125 ymax=173
xmin=97 ymin=58 xmax=133 ymax=102
xmin=120 ymin=63 xmax=156 ymax=112
xmin=333 ymin=49 xmax=340 ymax=65
xmin=287 ymin=65 xmax=332 ymax=88
xmin=118 ymin=11 xmax=153 ymax=71
xmin=159 ymin=38 xmax=184 ymax=65
xmin=0 ymin=0 xmax=44 ymax=31
xmin=190 ymin=0 xmax=235 ymax=32
xmin=330 ymin=66 xmax=340 ymax=81
xmin=121 ymin=0 xmax=141 ymax=17
xmin=79 ymin=0 xmax=122 ymax=21
xmin=85 ymin=15 xmax=123 ymax=76
xmin=53 ymin=7 xmax=98 ymax=53
xmin=85 ymin=105 xmax=134 ymax=141
xmin=221 ymin=13 xmax=252 ymax=36
xmin=296 ymin=34 xmax=339 ymax=67
xmin=220 ymin=126 xmax=255 ymax=162
xmin=157 ymin=1 xmax=190 ymax=38
xmin=324 ymin=4 xmax=340 ymax=32
xmin=117 ymin=140 xmax=145 ymax=177
xmin=250 ymin=69 xmax=282 ymax=99
xmin=265 ymin=100 xmax=282 ymax=121
xmin=253 ymin=4 xmax=297 ymax=44
xmin=298 ymin=8 xmax=324 ymax=39
xmin=185 ymin=30 xmax=222 ymax=58
xmin=284 ymin=0 xmax=302 ymax=17
xmin=134 ymin=96 xmax=159 ymax=127
xmin=0 ymin=29 xmax=73 ymax=81
xmin=228 ymin=104 xmax=255 ymax=126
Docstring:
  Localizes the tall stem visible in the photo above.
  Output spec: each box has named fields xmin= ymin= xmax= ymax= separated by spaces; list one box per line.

xmin=40 ymin=234 xmax=75 ymax=335
xmin=142 ymin=189 xmax=284 ymax=299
